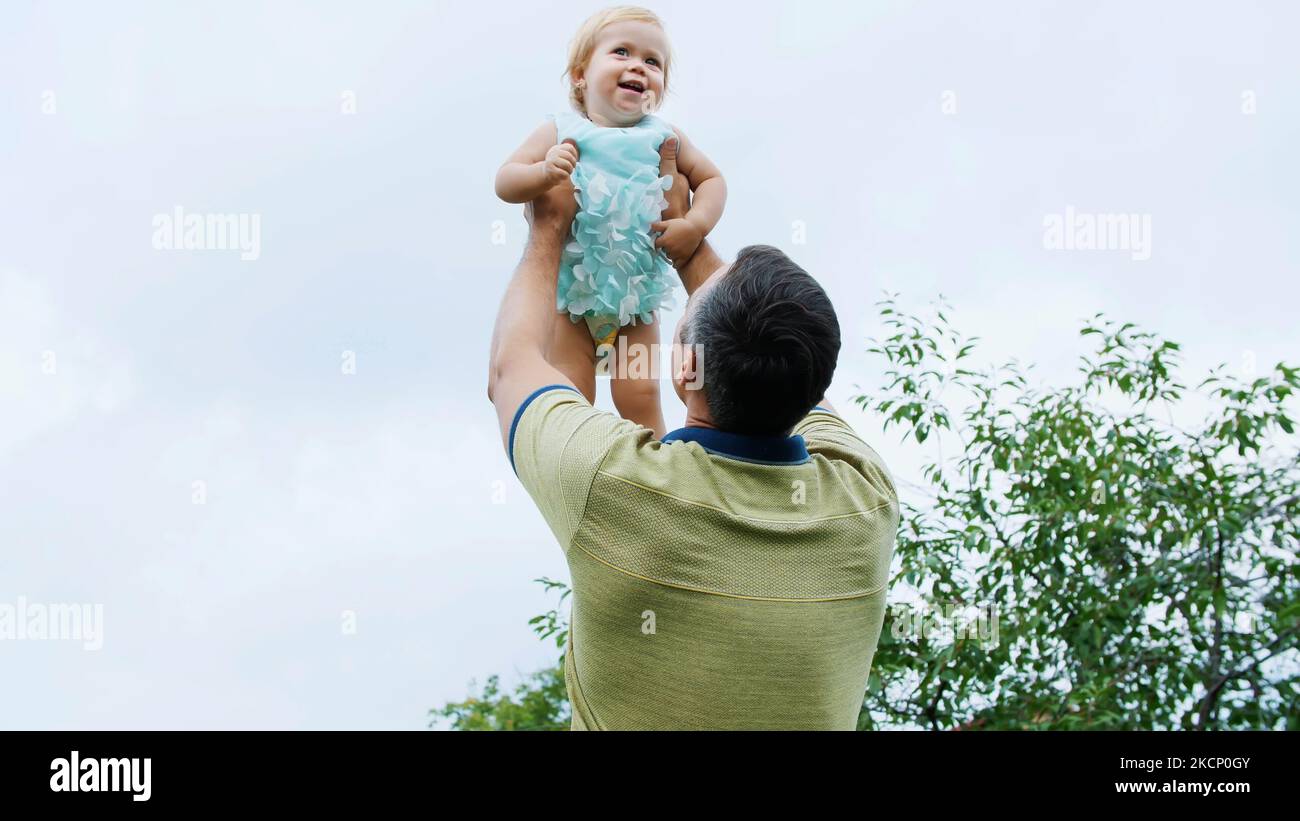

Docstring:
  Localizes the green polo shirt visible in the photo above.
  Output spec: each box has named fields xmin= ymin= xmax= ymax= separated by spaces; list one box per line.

xmin=510 ymin=385 xmax=899 ymax=730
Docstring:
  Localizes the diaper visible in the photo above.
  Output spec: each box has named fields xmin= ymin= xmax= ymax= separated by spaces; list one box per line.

xmin=584 ymin=314 xmax=621 ymax=349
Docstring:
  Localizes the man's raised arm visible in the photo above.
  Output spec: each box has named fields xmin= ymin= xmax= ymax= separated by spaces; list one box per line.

xmin=652 ymin=137 xmax=729 ymax=298
xmin=649 ymin=139 xmax=835 ymax=414
xmin=486 ymin=141 xmax=585 ymax=452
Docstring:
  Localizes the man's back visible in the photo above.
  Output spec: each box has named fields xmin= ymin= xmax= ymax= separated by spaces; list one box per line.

xmin=511 ymin=386 xmax=899 ymax=730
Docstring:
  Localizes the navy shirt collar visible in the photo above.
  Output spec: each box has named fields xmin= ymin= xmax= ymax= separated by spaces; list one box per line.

xmin=660 ymin=426 xmax=810 ymax=465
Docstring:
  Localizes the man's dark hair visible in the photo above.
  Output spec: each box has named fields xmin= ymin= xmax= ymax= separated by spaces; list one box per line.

xmin=686 ymin=245 xmax=841 ymax=435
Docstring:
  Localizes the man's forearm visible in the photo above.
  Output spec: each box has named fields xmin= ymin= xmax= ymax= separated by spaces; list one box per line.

xmin=674 ymin=238 xmax=728 ymax=297
xmin=487 ymin=228 xmax=563 ymax=397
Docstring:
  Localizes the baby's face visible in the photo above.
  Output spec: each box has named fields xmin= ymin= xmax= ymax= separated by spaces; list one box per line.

xmin=578 ymin=20 xmax=668 ymax=127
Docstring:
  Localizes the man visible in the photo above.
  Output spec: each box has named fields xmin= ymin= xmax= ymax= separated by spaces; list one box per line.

xmin=487 ymin=138 xmax=899 ymax=730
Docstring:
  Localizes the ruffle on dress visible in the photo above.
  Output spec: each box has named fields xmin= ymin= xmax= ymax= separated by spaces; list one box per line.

xmin=557 ymin=163 xmax=677 ymax=327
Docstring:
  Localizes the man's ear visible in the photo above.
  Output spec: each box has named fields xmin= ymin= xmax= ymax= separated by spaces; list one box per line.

xmin=675 ymin=339 xmax=699 ymax=387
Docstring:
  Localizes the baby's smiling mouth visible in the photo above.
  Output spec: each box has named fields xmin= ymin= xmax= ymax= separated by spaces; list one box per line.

xmin=617 ymin=80 xmax=646 ymax=93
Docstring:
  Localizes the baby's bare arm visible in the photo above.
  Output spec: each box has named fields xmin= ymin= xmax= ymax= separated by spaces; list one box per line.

xmin=671 ymin=128 xmax=727 ymax=237
xmin=495 ymin=121 xmax=576 ymax=204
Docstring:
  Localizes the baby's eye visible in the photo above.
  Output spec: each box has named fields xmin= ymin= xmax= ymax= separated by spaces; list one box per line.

xmin=646 ymin=57 xmax=660 ymax=67
xmin=613 ymin=47 xmax=629 ymax=56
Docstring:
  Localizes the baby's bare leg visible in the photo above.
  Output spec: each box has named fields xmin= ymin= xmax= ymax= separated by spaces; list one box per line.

xmin=550 ymin=311 xmax=597 ymax=404
xmin=608 ymin=317 xmax=667 ymax=438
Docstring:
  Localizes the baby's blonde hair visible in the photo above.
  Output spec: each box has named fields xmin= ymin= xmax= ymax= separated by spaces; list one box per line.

xmin=563 ymin=6 xmax=671 ymax=115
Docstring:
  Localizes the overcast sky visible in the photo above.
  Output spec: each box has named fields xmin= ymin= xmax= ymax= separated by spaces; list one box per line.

xmin=1 ymin=0 xmax=1296 ymax=728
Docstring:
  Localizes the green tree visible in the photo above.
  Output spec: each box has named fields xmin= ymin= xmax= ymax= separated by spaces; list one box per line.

xmin=437 ymin=300 xmax=1299 ymax=730
xmin=858 ymin=298 xmax=1298 ymax=730
xmin=430 ymin=665 xmax=569 ymax=731
xmin=429 ymin=577 xmax=571 ymax=731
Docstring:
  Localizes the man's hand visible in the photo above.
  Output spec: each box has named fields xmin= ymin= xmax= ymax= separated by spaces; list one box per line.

xmin=651 ymin=135 xmax=726 ymax=297
xmin=525 ymin=139 xmax=580 ymax=236
xmin=654 ymin=136 xmax=691 ymax=222
xmin=651 ymin=136 xmax=700 ymax=265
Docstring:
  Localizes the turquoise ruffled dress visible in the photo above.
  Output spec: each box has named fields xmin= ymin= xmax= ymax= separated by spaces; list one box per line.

xmin=548 ymin=109 xmax=678 ymax=346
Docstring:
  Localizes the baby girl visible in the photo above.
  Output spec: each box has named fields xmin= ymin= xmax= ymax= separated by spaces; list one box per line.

xmin=495 ymin=6 xmax=726 ymax=438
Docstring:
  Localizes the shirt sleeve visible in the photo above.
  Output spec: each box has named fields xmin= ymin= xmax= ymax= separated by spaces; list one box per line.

xmin=792 ymin=407 xmax=900 ymax=506
xmin=509 ymin=385 xmax=636 ymax=549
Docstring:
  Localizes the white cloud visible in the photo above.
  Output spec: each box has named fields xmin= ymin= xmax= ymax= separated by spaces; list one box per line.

xmin=0 ymin=269 xmax=135 ymax=458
